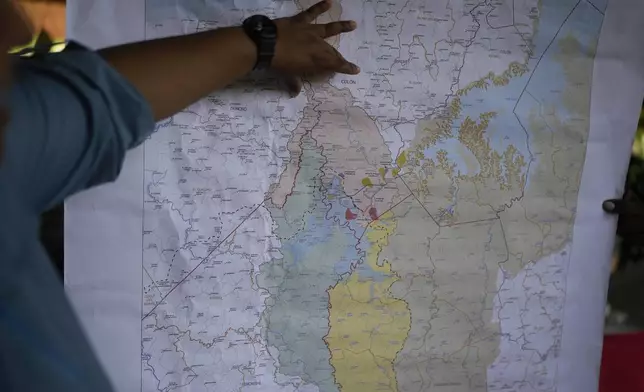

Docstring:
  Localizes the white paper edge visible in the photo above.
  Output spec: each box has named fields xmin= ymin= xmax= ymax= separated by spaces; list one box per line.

xmin=558 ymin=0 xmax=644 ymax=391
xmin=64 ymin=2 xmax=146 ymax=391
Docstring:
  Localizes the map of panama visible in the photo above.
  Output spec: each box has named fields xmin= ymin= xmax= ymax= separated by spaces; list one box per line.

xmin=139 ymin=0 xmax=606 ymax=390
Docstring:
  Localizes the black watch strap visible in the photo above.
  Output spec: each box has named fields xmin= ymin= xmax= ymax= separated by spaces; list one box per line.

xmin=242 ymin=15 xmax=277 ymax=70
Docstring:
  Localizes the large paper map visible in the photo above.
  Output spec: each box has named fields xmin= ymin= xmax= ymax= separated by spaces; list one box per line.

xmin=137 ymin=0 xmax=602 ymax=390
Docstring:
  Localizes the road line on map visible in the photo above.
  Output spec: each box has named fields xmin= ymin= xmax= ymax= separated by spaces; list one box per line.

xmin=586 ymin=0 xmax=604 ymax=16
xmin=143 ymin=266 xmax=164 ymax=297
xmin=512 ymin=0 xmax=581 ymax=114
xmin=398 ymin=176 xmax=441 ymax=226
xmin=142 ymin=200 xmax=267 ymax=320
xmin=443 ymin=217 xmax=500 ymax=227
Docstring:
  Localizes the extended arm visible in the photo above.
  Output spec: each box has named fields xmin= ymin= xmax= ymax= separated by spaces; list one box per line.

xmin=99 ymin=27 xmax=255 ymax=121
xmin=98 ymin=0 xmax=359 ymax=121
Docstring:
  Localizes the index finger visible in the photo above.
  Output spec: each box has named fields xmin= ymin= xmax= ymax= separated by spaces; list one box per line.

xmin=328 ymin=47 xmax=360 ymax=75
xmin=316 ymin=20 xmax=357 ymax=38
xmin=293 ymin=0 xmax=332 ymax=24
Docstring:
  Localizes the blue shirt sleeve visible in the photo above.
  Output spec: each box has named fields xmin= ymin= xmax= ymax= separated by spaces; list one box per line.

xmin=2 ymin=42 xmax=154 ymax=212
xmin=0 ymin=43 xmax=156 ymax=391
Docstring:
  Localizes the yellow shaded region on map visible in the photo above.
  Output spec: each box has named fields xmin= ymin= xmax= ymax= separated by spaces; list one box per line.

xmin=326 ymin=215 xmax=410 ymax=391
xmin=378 ymin=167 xmax=387 ymax=180
xmin=361 ymin=177 xmax=373 ymax=187
xmin=395 ymin=151 xmax=407 ymax=167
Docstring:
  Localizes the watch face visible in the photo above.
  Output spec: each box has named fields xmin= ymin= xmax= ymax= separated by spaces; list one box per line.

xmin=246 ymin=15 xmax=276 ymax=37
xmin=243 ymin=15 xmax=277 ymax=70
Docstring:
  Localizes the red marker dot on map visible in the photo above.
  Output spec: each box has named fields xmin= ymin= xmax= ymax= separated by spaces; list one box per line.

xmin=368 ymin=207 xmax=379 ymax=221
xmin=345 ymin=208 xmax=357 ymax=221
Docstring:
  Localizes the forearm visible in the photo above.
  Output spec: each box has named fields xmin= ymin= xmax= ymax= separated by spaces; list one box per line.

xmin=99 ymin=27 xmax=255 ymax=121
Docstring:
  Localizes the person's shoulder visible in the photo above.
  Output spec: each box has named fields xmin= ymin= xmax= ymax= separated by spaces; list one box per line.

xmin=6 ymin=42 xmax=155 ymax=210
xmin=13 ymin=41 xmax=105 ymax=76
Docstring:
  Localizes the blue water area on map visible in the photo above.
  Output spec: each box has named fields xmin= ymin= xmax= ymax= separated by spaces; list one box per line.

xmin=353 ymin=258 xmax=389 ymax=282
xmin=526 ymin=1 xmax=603 ymax=123
xmin=324 ymin=176 xmax=392 ymax=282
xmin=283 ymin=209 xmax=333 ymax=267
xmin=455 ymin=0 xmax=576 ymax=154
xmin=451 ymin=0 xmax=603 ymax=187
xmin=262 ymin=166 xmax=392 ymax=389
xmin=424 ymin=138 xmax=477 ymax=176
xmin=323 ymin=176 xmax=365 ymax=277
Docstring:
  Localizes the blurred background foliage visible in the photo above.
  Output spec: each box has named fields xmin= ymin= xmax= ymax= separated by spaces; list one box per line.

xmin=617 ymin=113 xmax=644 ymax=269
xmin=634 ymin=112 xmax=644 ymax=158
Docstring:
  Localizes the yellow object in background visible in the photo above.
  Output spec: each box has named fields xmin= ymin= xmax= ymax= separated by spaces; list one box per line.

xmin=8 ymin=35 xmax=39 ymax=54
xmin=9 ymin=0 xmax=66 ymax=55
xmin=634 ymin=110 xmax=644 ymax=158
xmin=9 ymin=37 xmax=66 ymax=56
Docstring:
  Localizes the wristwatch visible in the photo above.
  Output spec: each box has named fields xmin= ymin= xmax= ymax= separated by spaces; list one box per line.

xmin=242 ymin=15 xmax=277 ymax=70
